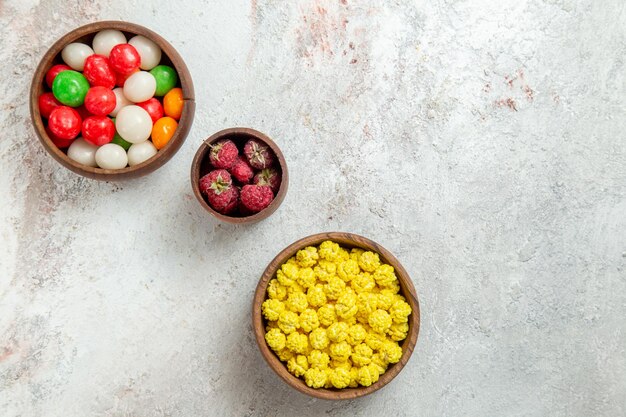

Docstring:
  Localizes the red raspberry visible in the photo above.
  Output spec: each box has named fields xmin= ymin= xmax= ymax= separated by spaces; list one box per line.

xmin=240 ymin=184 xmax=274 ymax=213
xmin=243 ymin=139 xmax=275 ymax=169
xmin=199 ymin=170 xmax=239 ymax=214
xmin=229 ymin=156 xmax=254 ymax=184
xmin=209 ymin=139 xmax=239 ymax=169
xmin=253 ymin=168 xmax=281 ymax=194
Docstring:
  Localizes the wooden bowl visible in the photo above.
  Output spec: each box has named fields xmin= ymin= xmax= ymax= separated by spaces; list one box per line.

xmin=190 ymin=128 xmax=288 ymax=224
xmin=252 ymin=232 xmax=420 ymax=400
xmin=29 ymin=21 xmax=195 ymax=180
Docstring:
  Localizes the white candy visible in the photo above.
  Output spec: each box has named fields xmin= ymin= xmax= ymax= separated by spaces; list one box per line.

xmin=110 ymin=87 xmax=131 ymax=117
xmin=95 ymin=143 xmax=128 ymax=169
xmin=115 ymin=105 xmax=153 ymax=144
xmin=61 ymin=43 xmax=94 ymax=71
xmin=127 ymin=141 xmax=158 ymax=166
xmin=67 ymin=138 xmax=98 ymax=167
xmin=128 ymin=35 xmax=162 ymax=70
xmin=92 ymin=29 xmax=126 ymax=57
xmin=123 ymin=71 xmax=156 ymax=103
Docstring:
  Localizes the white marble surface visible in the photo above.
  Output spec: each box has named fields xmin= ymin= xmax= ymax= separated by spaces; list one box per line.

xmin=1 ymin=0 xmax=626 ymax=416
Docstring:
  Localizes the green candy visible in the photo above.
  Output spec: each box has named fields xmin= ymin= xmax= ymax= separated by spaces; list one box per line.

xmin=51 ymin=70 xmax=89 ymax=107
xmin=149 ymin=65 xmax=178 ymax=96
xmin=110 ymin=118 xmax=131 ymax=150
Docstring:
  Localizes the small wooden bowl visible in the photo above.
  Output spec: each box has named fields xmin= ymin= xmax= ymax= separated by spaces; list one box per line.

xmin=252 ymin=232 xmax=420 ymax=400
xmin=29 ymin=21 xmax=195 ymax=180
xmin=190 ymin=127 xmax=288 ymax=224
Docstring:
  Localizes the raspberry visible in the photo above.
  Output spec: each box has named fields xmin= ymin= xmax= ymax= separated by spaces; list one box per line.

xmin=229 ymin=156 xmax=254 ymax=184
xmin=253 ymin=168 xmax=281 ymax=194
xmin=243 ymin=139 xmax=275 ymax=169
xmin=199 ymin=169 xmax=239 ymax=214
xmin=209 ymin=139 xmax=238 ymax=169
xmin=240 ymin=184 xmax=274 ymax=213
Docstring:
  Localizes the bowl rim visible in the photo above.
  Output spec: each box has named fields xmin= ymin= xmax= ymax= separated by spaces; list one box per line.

xmin=190 ymin=127 xmax=289 ymax=224
xmin=252 ymin=232 xmax=421 ymax=400
xmin=29 ymin=20 xmax=195 ymax=181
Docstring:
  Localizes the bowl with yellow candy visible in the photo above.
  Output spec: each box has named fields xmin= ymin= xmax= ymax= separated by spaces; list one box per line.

xmin=252 ymin=232 xmax=420 ymax=400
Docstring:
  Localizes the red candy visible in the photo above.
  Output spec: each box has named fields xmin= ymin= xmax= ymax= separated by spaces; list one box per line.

xmin=75 ymin=105 xmax=92 ymax=120
xmin=84 ymin=86 xmax=116 ymax=116
xmin=82 ymin=116 xmax=115 ymax=146
xmin=137 ymin=98 xmax=164 ymax=123
xmin=109 ymin=44 xmax=141 ymax=75
xmin=48 ymin=106 xmax=82 ymax=140
xmin=116 ymin=67 xmax=139 ymax=87
xmin=46 ymin=126 xmax=74 ymax=148
xmin=45 ymin=64 xmax=71 ymax=88
xmin=38 ymin=92 xmax=61 ymax=118
xmin=83 ymin=55 xmax=116 ymax=89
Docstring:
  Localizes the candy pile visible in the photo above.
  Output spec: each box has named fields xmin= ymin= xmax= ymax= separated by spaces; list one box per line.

xmin=262 ymin=241 xmax=412 ymax=389
xmin=198 ymin=139 xmax=281 ymax=216
xmin=39 ymin=29 xmax=184 ymax=169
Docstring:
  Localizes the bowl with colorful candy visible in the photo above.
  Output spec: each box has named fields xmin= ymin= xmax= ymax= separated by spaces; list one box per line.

xmin=191 ymin=128 xmax=288 ymax=224
xmin=30 ymin=21 xmax=195 ymax=180
xmin=252 ymin=232 xmax=420 ymax=400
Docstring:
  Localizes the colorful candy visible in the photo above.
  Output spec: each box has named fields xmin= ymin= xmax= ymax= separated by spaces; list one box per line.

xmin=92 ymin=30 xmax=126 ymax=57
xmin=128 ymin=36 xmax=161 ymax=70
xmin=123 ymin=71 xmax=156 ymax=103
xmin=38 ymin=92 xmax=61 ymax=119
xmin=151 ymin=117 xmax=178 ymax=150
xmin=82 ymin=116 xmax=115 ymax=146
xmin=45 ymin=64 xmax=71 ymax=88
xmin=84 ymin=86 xmax=117 ymax=116
xmin=150 ymin=65 xmax=178 ymax=96
xmin=67 ymin=137 xmax=98 ymax=166
xmin=137 ymin=98 xmax=164 ymax=123
xmin=115 ymin=105 xmax=152 ymax=143
xmin=83 ymin=55 xmax=116 ymax=89
xmin=61 ymin=43 xmax=94 ymax=71
xmin=163 ymin=87 xmax=184 ymax=120
xmin=95 ymin=143 xmax=128 ymax=169
xmin=127 ymin=140 xmax=157 ymax=166
xmin=39 ymin=29 xmax=183 ymax=170
xmin=48 ymin=106 xmax=81 ymax=140
xmin=109 ymin=44 xmax=141 ymax=75
xmin=52 ymin=70 xmax=90 ymax=107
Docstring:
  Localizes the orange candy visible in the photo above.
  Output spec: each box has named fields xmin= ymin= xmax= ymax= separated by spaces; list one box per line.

xmin=151 ymin=116 xmax=178 ymax=150
xmin=163 ymin=87 xmax=184 ymax=120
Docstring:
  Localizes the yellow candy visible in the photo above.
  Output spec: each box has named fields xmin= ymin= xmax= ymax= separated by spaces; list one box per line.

xmin=369 ymin=309 xmax=392 ymax=334
xmin=350 ymin=248 xmax=364 ymax=261
xmin=364 ymin=331 xmax=387 ymax=351
xmin=346 ymin=324 xmax=367 ymax=346
xmin=296 ymin=246 xmax=319 ymax=268
xmin=329 ymin=341 xmax=352 ymax=361
xmin=337 ymin=259 xmax=360 ymax=282
xmin=348 ymin=367 xmax=359 ymax=387
xmin=267 ymin=279 xmax=287 ymax=300
xmin=351 ymin=272 xmax=375 ymax=293
xmin=309 ymin=328 xmax=330 ymax=350
xmin=313 ymin=260 xmax=337 ymax=281
xmin=380 ymin=341 xmax=403 ymax=364
xmin=277 ymin=310 xmax=300 ymax=334
xmin=304 ymin=367 xmax=327 ymax=388
xmin=327 ymin=322 xmax=349 ymax=342
xmin=357 ymin=292 xmax=379 ymax=316
xmin=276 ymin=348 xmax=294 ymax=361
xmin=370 ymin=353 xmax=388 ymax=374
xmin=388 ymin=322 xmax=409 ymax=341
xmin=351 ymin=343 xmax=373 ymax=367
xmin=319 ymin=240 xmax=342 ymax=261
xmin=299 ymin=309 xmax=320 ymax=333
xmin=377 ymin=290 xmax=395 ymax=310
xmin=357 ymin=364 xmax=380 ymax=387
xmin=390 ymin=300 xmax=412 ymax=323
xmin=276 ymin=269 xmax=295 ymax=287
xmin=324 ymin=276 xmax=346 ymax=300
xmin=287 ymin=354 xmax=309 ymax=377
xmin=265 ymin=328 xmax=286 ymax=351
xmin=358 ymin=251 xmax=381 ymax=272
xmin=373 ymin=264 xmax=397 ymax=287
xmin=308 ymin=349 xmax=330 ymax=369
xmin=335 ymin=291 xmax=358 ymax=319
xmin=297 ymin=267 xmax=316 ymax=289
xmin=306 ymin=284 xmax=327 ymax=307
xmin=285 ymin=292 xmax=308 ymax=313
xmin=261 ymin=299 xmax=285 ymax=321
xmin=286 ymin=332 xmax=309 ymax=354
xmin=317 ymin=304 xmax=337 ymax=327
xmin=330 ymin=367 xmax=351 ymax=389
xmin=281 ymin=263 xmax=300 ymax=282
